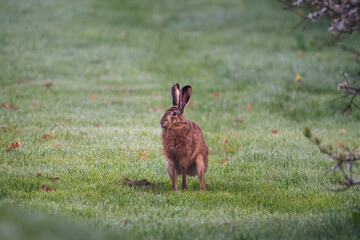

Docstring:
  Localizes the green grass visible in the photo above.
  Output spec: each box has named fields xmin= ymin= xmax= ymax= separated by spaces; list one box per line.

xmin=1 ymin=0 xmax=360 ymax=239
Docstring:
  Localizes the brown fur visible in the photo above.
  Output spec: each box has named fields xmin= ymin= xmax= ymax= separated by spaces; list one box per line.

xmin=160 ymin=84 xmax=208 ymax=191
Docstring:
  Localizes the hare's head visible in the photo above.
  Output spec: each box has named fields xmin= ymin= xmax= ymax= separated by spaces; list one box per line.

xmin=160 ymin=83 xmax=191 ymax=130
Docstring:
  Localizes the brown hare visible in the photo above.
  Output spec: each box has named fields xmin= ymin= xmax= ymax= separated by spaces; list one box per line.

xmin=160 ymin=83 xmax=208 ymax=191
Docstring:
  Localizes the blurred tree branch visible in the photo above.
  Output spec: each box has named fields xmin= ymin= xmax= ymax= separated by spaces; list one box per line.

xmin=304 ymin=127 xmax=360 ymax=192
xmin=281 ymin=0 xmax=360 ymax=112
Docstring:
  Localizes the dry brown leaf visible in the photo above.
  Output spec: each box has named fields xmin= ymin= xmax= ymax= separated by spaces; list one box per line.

xmin=235 ymin=118 xmax=243 ymax=123
xmin=188 ymin=102 xmax=195 ymax=109
xmin=31 ymin=101 xmax=41 ymax=107
xmin=246 ymin=103 xmax=252 ymax=112
xmin=6 ymin=141 xmax=21 ymax=152
xmin=44 ymin=81 xmax=53 ymax=87
xmin=2 ymin=102 xmax=9 ymax=108
xmin=138 ymin=153 xmax=148 ymax=158
xmin=154 ymin=93 xmax=162 ymax=99
xmin=39 ymin=134 xmax=54 ymax=142
xmin=148 ymin=107 xmax=162 ymax=113
xmin=42 ymin=184 xmax=56 ymax=192
xmin=336 ymin=142 xmax=345 ymax=149
xmin=221 ymin=157 xmax=229 ymax=164
xmin=213 ymin=91 xmax=220 ymax=98
xmin=54 ymin=142 xmax=62 ymax=148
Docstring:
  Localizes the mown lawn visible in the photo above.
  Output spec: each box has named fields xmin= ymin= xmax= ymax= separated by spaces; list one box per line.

xmin=1 ymin=0 xmax=360 ymax=239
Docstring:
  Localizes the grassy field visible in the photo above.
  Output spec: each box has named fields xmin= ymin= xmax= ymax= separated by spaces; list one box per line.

xmin=1 ymin=0 xmax=360 ymax=239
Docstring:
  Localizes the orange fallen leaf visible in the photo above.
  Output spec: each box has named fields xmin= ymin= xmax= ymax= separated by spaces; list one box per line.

xmin=148 ymin=107 xmax=162 ymax=113
xmin=2 ymin=103 xmax=19 ymax=111
xmin=246 ymin=103 xmax=252 ymax=112
xmin=336 ymin=142 xmax=345 ymax=149
xmin=90 ymin=94 xmax=97 ymax=100
xmin=154 ymin=93 xmax=162 ymax=99
xmin=42 ymin=184 xmax=56 ymax=192
xmin=188 ymin=102 xmax=195 ymax=109
xmin=39 ymin=134 xmax=53 ymax=142
xmin=36 ymin=173 xmax=41 ymax=178
xmin=54 ymin=142 xmax=62 ymax=148
xmin=213 ymin=91 xmax=221 ymax=98
xmin=270 ymin=130 xmax=279 ymax=134
xmin=138 ymin=153 xmax=148 ymax=158
xmin=6 ymin=141 xmax=21 ymax=152
xmin=31 ymin=101 xmax=41 ymax=107
xmin=2 ymin=102 xmax=9 ymax=108
xmin=221 ymin=157 xmax=229 ymax=164
xmin=222 ymin=138 xmax=228 ymax=145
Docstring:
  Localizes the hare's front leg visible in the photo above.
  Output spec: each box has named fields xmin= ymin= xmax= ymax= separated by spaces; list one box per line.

xmin=167 ymin=161 xmax=177 ymax=191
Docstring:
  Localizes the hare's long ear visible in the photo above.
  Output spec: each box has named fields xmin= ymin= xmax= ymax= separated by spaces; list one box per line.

xmin=172 ymin=83 xmax=180 ymax=106
xmin=179 ymin=85 xmax=191 ymax=114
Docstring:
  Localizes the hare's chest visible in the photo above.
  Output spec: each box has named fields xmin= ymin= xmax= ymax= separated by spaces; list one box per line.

xmin=162 ymin=130 xmax=190 ymax=158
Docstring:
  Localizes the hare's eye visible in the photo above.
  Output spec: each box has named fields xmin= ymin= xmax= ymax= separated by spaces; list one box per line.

xmin=172 ymin=111 xmax=177 ymax=116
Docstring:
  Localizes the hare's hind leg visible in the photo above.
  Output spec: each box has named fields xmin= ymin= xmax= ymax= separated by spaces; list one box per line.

xmin=195 ymin=155 xmax=206 ymax=191
xmin=181 ymin=166 xmax=187 ymax=190
xmin=167 ymin=161 xmax=177 ymax=191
